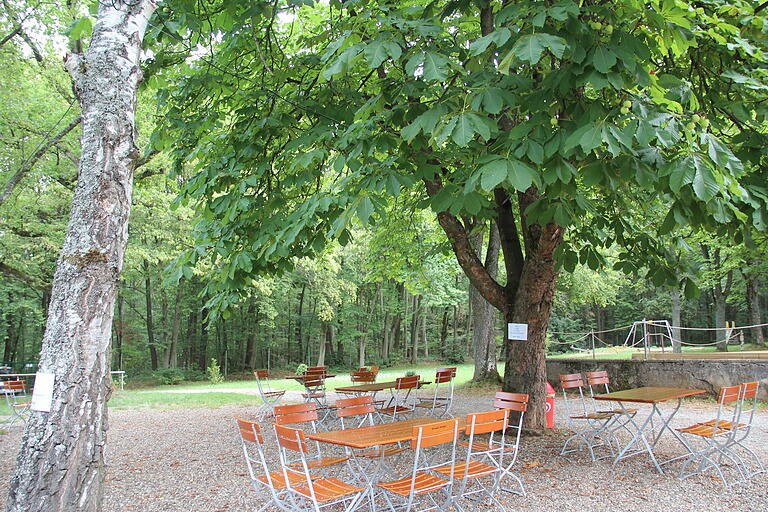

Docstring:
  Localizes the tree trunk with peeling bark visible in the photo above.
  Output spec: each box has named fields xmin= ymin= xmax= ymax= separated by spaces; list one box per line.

xmin=470 ymin=223 xmax=501 ymax=383
xmin=6 ymin=2 xmax=155 ymax=511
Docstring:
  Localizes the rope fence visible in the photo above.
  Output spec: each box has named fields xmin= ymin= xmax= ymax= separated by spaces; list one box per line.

xmin=548 ymin=319 xmax=768 ymax=360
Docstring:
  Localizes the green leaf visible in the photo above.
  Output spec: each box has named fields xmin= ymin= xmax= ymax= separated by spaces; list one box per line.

xmin=66 ymin=16 xmax=93 ymax=41
xmin=506 ymin=33 xmax=568 ymax=66
xmin=579 ymin=125 xmax=603 ymax=153
xmin=668 ymin=156 xmax=695 ymax=193
xmin=356 ymin=196 xmax=374 ymax=224
xmin=423 ymin=52 xmax=449 ymax=82
xmin=592 ymin=46 xmax=617 ymax=73
xmin=507 ymin=160 xmax=536 ymax=191
xmin=479 ymin=88 xmax=504 ymax=115
xmin=692 ymin=158 xmax=719 ymax=201
xmin=451 ymin=114 xmax=476 ymax=146
xmin=480 ymin=159 xmax=508 ymax=191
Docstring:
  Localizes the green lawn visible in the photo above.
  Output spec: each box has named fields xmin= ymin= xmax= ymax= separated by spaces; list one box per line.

xmin=547 ymin=344 xmax=768 ymax=360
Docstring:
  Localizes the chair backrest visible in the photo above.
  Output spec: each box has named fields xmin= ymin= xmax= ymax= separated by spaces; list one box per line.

xmin=738 ymin=381 xmax=760 ymax=429
xmin=466 ymin=409 xmax=509 ymax=436
xmin=274 ymin=402 xmax=319 ymax=425
xmin=717 ymin=384 xmax=742 ymax=405
xmin=253 ymin=369 xmax=273 ymax=396
xmin=396 ymin=375 xmax=420 ymax=390
xmin=710 ymin=384 xmax=742 ymax=431
xmin=559 ymin=373 xmax=584 ymax=389
xmin=335 ymin=395 xmax=376 ymax=428
xmin=559 ymin=373 xmax=587 ymax=416
xmin=2 ymin=380 xmax=26 ymax=392
xmin=435 ymin=367 xmax=456 ymax=383
xmin=493 ymin=391 xmax=528 ymax=412
xmin=275 ymin=424 xmax=309 ymax=453
xmin=411 ymin=417 xmax=460 ymax=449
xmin=305 ymin=366 xmax=327 ymax=376
xmin=350 ymin=371 xmax=376 ymax=384
xmin=253 ymin=369 xmax=270 ymax=380
xmin=369 ymin=366 xmax=380 ymax=374
xmin=237 ymin=418 xmax=265 ymax=444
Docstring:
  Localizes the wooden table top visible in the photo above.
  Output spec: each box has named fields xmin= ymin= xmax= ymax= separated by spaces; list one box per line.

xmin=334 ymin=380 xmax=432 ymax=393
xmin=307 ymin=417 xmax=465 ymax=449
xmin=593 ymin=386 xmax=706 ymax=404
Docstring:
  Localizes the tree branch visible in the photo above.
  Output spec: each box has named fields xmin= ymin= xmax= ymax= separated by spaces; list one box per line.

xmin=0 ymin=115 xmax=82 ymax=209
xmin=494 ymin=187 xmax=524 ymax=296
xmin=423 ymin=175 xmax=508 ymax=313
xmin=0 ymin=261 xmax=50 ymax=292
xmin=0 ymin=25 xmax=21 ymax=48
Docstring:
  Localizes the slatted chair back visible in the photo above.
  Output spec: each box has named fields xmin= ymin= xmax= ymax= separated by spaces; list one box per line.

xmin=411 ymin=417 xmax=459 ymax=449
xmin=396 ymin=375 xmax=420 ymax=390
xmin=435 ymin=367 xmax=456 ymax=383
xmin=274 ymin=402 xmax=320 ymax=426
xmin=369 ymin=366 xmax=380 ymax=375
xmin=305 ymin=366 xmax=327 ymax=376
xmin=349 ymin=371 xmax=376 ymax=384
xmin=1 ymin=380 xmax=26 ymax=393
xmin=275 ymin=424 xmax=309 ymax=454
xmin=737 ymin=381 xmax=760 ymax=431
xmin=559 ymin=373 xmax=588 ymax=417
xmin=335 ymin=396 xmax=376 ymax=429
xmin=585 ymin=370 xmax=621 ymax=412
xmin=465 ymin=409 xmax=509 ymax=436
xmin=705 ymin=384 xmax=742 ymax=432
xmin=493 ymin=391 xmax=528 ymax=412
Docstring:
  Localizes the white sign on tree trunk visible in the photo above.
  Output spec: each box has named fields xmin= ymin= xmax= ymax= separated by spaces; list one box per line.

xmin=507 ymin=323 xmax=529 ymax=341
xmin=30 ymin=373 xmax=55 ymax=412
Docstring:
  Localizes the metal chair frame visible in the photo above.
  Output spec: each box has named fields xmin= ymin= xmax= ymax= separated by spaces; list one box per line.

xmin=584 ymin=370 xmax=639 ymax=437
xmin=376 ymin=417 xmax=460 ymax=512
xmin=334 ymin=396 xmax=406 ymax=483
xmin=253 ymin=369 xmax=286 ymax=421
xmin=378 ymin=375 xmax=420 ymax=422
xmin=274 ymin=402 xmax=352 ymax=471
xmin=678 ymin=381 xmax=765 ymax=485
xmin=236 ymin=418 xmax=305 ymax=512
xmin=559 ymin=373 xmax=618 ymax=462
xmin=1 ymin=380 xmax=31 ymax=427
xmin=275 ymin=424 xmax=367 ymax=512
xmin=415 ymin=368 xmax=456 ymax=418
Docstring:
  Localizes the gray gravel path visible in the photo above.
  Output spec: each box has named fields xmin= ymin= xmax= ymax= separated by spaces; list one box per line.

xmin=0 ymin=391 xmax=766 ymax=511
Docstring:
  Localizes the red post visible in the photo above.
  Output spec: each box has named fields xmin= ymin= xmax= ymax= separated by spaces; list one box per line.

xmin=545 ymin=381 xmax=556 ymax=428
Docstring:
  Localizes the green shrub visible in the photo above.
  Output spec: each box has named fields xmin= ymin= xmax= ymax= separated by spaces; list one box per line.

xmin=295 ymin=363 xmax=308 ymax=376
xmin=153 ymin=368 xmax=185 ymax=386
xmin=181 ymin=369 xmax=207 ymax=381
xmin=404 ymin=370 xmax=416 ymax=377
xmin=207 ymin=359 xmax=225 ymax=384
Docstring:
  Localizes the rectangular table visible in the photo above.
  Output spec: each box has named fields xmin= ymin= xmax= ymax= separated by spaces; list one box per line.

xmin=334 ymin=380 xmax=431 ymax=394
xmin=593 ymin=386 xmax=705 ymax=473
xmin=307 ymin=417 xmax=461 ymax=449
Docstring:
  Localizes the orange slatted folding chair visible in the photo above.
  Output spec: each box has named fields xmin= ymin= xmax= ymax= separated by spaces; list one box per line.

xmin=1 ymin=380 xmax=31 ymax=427
xmin=236 ymin=418 xmax=317 ymax=512
xmin=275 ymin=424 xmax=367 ymax=512
xmin=253 ymin=369 xmax=286 ymax=421
xmin=415 ymin=368 xmax=456 ymax=418
xmin=376 ymin=417 xmax=460 ymax=512
xmin=559 ymin=373 xmax=618 ymax=461
xmin=378 ymin=375 xmax=420 ymax=422
xmin=274 ymin=403 xmax=350 ymax=470
xmin=584 ymin=370 xmax=637 ymax=435
xmin=435 ymin=409 xmax=512 ymax=508
xmin=335 ymin=396 xmax=406 ymax=478
xmin=678 ymin=382 xmax=765 ymax=485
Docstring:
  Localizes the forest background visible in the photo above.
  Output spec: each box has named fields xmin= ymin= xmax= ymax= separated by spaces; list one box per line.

xmin=1 ymin=0 xmax=767 ymax=386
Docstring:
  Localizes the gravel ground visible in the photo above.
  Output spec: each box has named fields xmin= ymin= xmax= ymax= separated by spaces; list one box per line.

xmin=0 ymin=390 xmax=766 ymax=511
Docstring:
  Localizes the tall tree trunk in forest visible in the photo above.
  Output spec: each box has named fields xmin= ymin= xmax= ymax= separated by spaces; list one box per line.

xmin=744 ymin=267 xmax=765 ymax=346
xmin=409 ymin=295 xmax=420 ymax=364
xmin=166 ymin=286 xmax=181 ymax=369
xmin=6 ymin=2 xmax=155 ymax=510
xmin=3 ymin=297 xmax=15 ymax=362
xmin=317 ymin=323 xmax=328 ymax=366
xmin=198 ymin=303 xmax=209 ymax=371
xmin=160 ymin=291 xmax=168 ymax=368
xmin=422 ymin=308 xmax=428 ymax=358
xmin=187 ymin=306 xmax=197 ymax=368
xmin=702 ymin=246 xmax=732 ymax=352
xmin=296 ymin=284 xmax=306 ymax=361
xmin=244 ymin=301 xmax=257 ymax=369
xmin=670 ymin=286 xmax=682 ymax=353
xmin=143 ymin=259 xmax=158 ymax=370
xmin=469 ymin=222 xmax=501 ymax=383
xmin=115 ymin=293 xmax=124 ymax=370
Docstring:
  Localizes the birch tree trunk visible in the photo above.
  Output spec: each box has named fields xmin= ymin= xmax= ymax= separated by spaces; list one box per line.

xmin=6 ymin=2 xmax=155 ymax=511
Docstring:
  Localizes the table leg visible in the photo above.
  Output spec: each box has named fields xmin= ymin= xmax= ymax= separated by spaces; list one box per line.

xmin=612 ymin=403 xmax=664 ymax=472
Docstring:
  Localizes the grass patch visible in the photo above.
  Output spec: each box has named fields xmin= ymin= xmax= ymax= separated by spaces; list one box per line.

xmin=107 ymin=391 xmax=261 ymax=410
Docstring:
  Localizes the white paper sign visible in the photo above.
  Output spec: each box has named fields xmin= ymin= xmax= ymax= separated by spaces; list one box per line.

xmin=507 ymin=323 xmax=529 ymax=341
xmin=30 ymin=373 xmax=55 ymax=412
